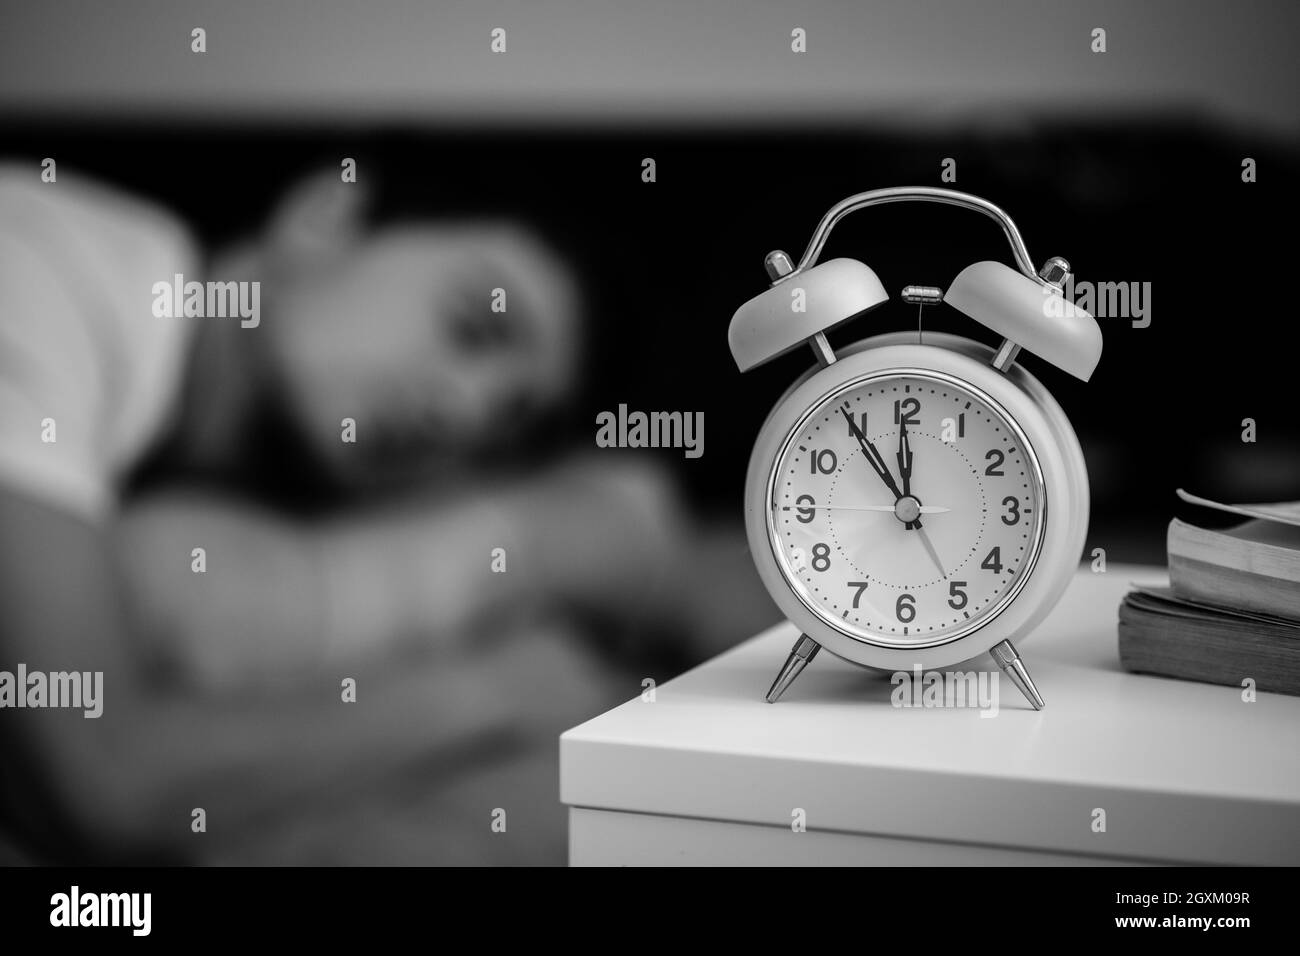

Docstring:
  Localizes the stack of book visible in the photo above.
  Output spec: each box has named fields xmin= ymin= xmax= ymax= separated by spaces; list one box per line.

xmin=1118 ymin=490 xmax=1300 ymax=696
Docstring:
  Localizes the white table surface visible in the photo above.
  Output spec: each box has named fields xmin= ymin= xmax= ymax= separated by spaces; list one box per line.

xmin=560 ymin=564 xmax=1300 ymax=865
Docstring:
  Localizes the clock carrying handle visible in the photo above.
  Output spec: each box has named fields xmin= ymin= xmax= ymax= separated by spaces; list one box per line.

xmin=792 ymin=186 xmax=1041 ymax=283
xmin=729 ymin=185 xmax=1101 ymax=379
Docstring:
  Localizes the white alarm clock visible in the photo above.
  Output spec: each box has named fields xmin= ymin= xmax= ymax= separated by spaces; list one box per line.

xmin=729 ymin=187 xmax=1102 ymax=709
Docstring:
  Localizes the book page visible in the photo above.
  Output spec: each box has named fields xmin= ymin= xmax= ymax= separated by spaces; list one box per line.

xmin=1176 ymin=489 xmax=1300 ymax=528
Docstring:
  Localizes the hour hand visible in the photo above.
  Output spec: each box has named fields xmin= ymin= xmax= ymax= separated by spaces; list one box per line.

xmin=839 ymin=406 xmax=904 ymax=501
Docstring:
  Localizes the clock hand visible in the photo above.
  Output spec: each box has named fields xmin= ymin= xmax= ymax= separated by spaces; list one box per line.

xmin=915 ymin=524 xmax=947 ymax=578
xmin=838 ymin=407 xmax=906 ymax=502
xmin=811 ymin=504 xmax=951 ymax=514
xmin=896 ymin=419 xmax=919 ymax=529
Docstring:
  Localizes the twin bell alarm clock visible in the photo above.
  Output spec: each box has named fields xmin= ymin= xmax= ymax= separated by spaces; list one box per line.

xmin=728 ymin=187 xmax=1102 ymax=709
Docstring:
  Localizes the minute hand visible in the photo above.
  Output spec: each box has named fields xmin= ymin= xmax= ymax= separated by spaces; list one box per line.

xmin=896 ymin=419 xmax=920 ymax=529
xmin=839 ymin=407 xmax=905 ymax=501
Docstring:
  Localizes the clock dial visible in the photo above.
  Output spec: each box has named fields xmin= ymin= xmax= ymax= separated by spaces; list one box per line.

xmin=768 ymin=370 xmax=1045 ymax=648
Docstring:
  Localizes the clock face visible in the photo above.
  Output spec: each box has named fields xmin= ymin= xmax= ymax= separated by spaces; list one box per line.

xmin=767 ymin=369 xmax=1046 ymax=649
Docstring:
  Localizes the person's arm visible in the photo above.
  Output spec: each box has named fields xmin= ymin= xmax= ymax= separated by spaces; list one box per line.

xmin=115 ymin=457 xmax=689 ymax=689
xmin=0 ymin=488 xmax=610 ymax=861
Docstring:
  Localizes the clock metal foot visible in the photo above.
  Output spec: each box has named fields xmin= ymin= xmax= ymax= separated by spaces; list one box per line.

xmin=765 ymin=634 xmax=821 ymax=703
xmin=990 ymin=639 xmax=1045 ymax=710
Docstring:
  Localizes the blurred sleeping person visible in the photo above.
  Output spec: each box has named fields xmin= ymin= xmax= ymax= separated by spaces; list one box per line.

xmin=0 ymin=165 xmax=775 ymax=865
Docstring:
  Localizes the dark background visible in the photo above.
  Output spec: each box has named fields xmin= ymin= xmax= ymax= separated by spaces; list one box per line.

xmin=2 ymin=117 xmax=1295 ymax=562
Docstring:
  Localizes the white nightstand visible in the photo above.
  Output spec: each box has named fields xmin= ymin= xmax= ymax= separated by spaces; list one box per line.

xmin=560 ymin=564 xmax=1300 ymax=865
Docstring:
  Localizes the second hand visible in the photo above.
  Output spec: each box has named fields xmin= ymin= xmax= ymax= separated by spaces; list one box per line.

xmin=787 ymin=504 xmax=952 ymax=514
